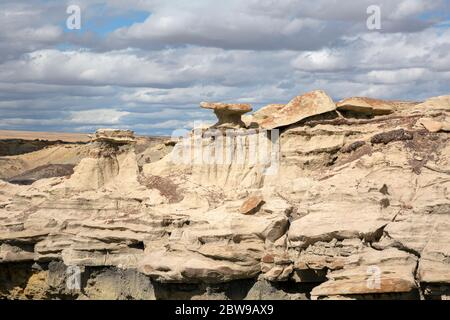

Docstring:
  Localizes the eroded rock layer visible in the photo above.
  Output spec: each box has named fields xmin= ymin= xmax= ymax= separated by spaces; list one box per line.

xmin=0 ymin=92 xmax=449 ymax=300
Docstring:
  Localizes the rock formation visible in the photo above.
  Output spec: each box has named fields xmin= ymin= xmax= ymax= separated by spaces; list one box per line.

xmin=93 ymin=129 xmax=137 ymax=144
xmin=336 ymin=97 xmax=396 ymax=116
xmin=200 ymin=102 xmax=252 ymax=129
xmin=260 ymin=90 xmax=336 ymax=129
xmin=0 ymin=91 xmax=449 ymax=300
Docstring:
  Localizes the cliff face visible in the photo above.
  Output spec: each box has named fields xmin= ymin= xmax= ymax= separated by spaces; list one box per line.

xmin=0 ymin=92 xmax=449 ymax=300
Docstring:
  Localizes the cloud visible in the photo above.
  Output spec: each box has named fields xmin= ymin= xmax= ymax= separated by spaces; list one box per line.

xmin=69 ymin=108 xmax=130 ymax=124
xmin=365 ymin=68 xmax=430 ymax=84
xmin=292 ymin=49 xmax=350 ymax=72
xmin=107 ymin=0 xmax=447 ymax=50
xmin=0 ymin=1 xmax=448 ymax=135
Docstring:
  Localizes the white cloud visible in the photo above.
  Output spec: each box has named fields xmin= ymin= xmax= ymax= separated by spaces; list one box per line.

xmin=292 ymin=49 xmax=350 ymax=72
xmin=69 ymin=109 xmax=130 ymax=125
xmin=365 ymin=68 xmax=429 ymax=84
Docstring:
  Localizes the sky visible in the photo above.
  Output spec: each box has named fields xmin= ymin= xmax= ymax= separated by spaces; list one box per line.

xmin=0 ymin=0 xmax=449 ymax=136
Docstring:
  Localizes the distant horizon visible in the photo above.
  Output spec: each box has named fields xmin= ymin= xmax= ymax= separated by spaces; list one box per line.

xmin=0 ymin=128 xmax=171 ymax=138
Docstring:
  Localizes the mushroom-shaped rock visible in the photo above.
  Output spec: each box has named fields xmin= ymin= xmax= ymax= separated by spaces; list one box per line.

xmin=200 ymin=102 xmax=252 ymax=129
xmin=337 ymin=97 xmax=395 ymax=116
xmin=260 ymin=90 xmax=336 ymax=130
xmin=93 ymin=129 xmax=136 ymax=144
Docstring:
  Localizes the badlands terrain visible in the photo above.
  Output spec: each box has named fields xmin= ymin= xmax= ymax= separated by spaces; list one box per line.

xmin=0 ymin=90 xmax=449 ymax=300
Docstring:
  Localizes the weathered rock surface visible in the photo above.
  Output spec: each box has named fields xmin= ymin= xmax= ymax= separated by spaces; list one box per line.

xmin=418 ymin=117 xmax=450 ymax=133
xmin=0 ymin=91 xmax=449 ymax=300
xmin=93 ymin=129 xmax=136 ymax=144
xmin=260 ymin=90 xmax=336 ymax=129
xmin=200 ymin=102 xmax=252 ymax=129
xmin=239 ymin=195 xmax=265 ymax=215
xmin=336 ymin=97 xmax=396 ymax=116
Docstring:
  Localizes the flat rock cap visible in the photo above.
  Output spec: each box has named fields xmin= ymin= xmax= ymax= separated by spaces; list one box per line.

xmin=93 ymin=129 xmax=136 ymax=144
xmin=200 ymin=102 xmax=252 ymax=114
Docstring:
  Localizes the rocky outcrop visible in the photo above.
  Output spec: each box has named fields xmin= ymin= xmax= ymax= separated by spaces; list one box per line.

xmin=200 ymin=102 xmax=252 ymax=129
xmin=418 ymin=118 xmax=450 ymax=133
xmin=260 ymin=90 xmax=336 ymax=130
xmin=92 ymin=129 xmax=136 ymax=144
xmin=0 ymin=92 xmax=449 ymax=300
xmin=336 ymin=97 xmax=396 ymax=116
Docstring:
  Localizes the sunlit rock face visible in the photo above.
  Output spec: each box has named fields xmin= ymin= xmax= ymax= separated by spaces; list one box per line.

xmin=200 ymin=102 xmax=252 ymax=129
xmin=1 ymin=91 xmax=449 ymax=300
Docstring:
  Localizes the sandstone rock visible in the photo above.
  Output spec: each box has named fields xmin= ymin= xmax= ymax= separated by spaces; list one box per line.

xmin=246 ymin=104 xmax=285 ymax=126
xmin=1 ymin=92 xmax=449 ymax=300
xmin=288 ymin=201 xmax=392 ymax=248
xmin=418 ymin=117 xmax=450 ymax=133
xmin=239 ymin=195 xmax=264 ymax=215
xmin=200 ymin=102 xmax=252 ymax=129
xmin=310 ymin=248 xmax=418 ymax=299
xmin=260 ymin=90 xmax=336 ymax=130
xmin=337 ymin=97 xmax=395 ymax=115
xmin=418 ymin=118 xmax=443 ymax=132
xmin=416 ymin=95 xmax=450 ymax=111
xmin=93 ymin=129 xmax=136 ymax=144
xmin=254 ymin=104 xmax=285 ymax=120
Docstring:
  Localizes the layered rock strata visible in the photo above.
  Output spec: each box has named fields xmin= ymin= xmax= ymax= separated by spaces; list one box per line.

xmin=0 ymin=92 xmax=449 ymax=300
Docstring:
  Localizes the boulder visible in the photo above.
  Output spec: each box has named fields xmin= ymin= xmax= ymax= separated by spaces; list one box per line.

xmin=418 ymin=118 xmax=443 ymax=132
xmin=337 ymin=97 xmax=395 ymax=115
xmin=260 ymin=90 xmax=336 ymax=130
xmin=239 ymin=195 xmax=264 ymax=215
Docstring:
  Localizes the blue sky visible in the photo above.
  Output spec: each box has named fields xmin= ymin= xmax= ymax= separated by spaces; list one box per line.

xmin=0 ymin=0 xmax=449 ymax=135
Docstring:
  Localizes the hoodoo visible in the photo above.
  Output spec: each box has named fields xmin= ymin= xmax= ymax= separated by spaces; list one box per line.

xmin=200 ymin=102 xmax=252 ymax=129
